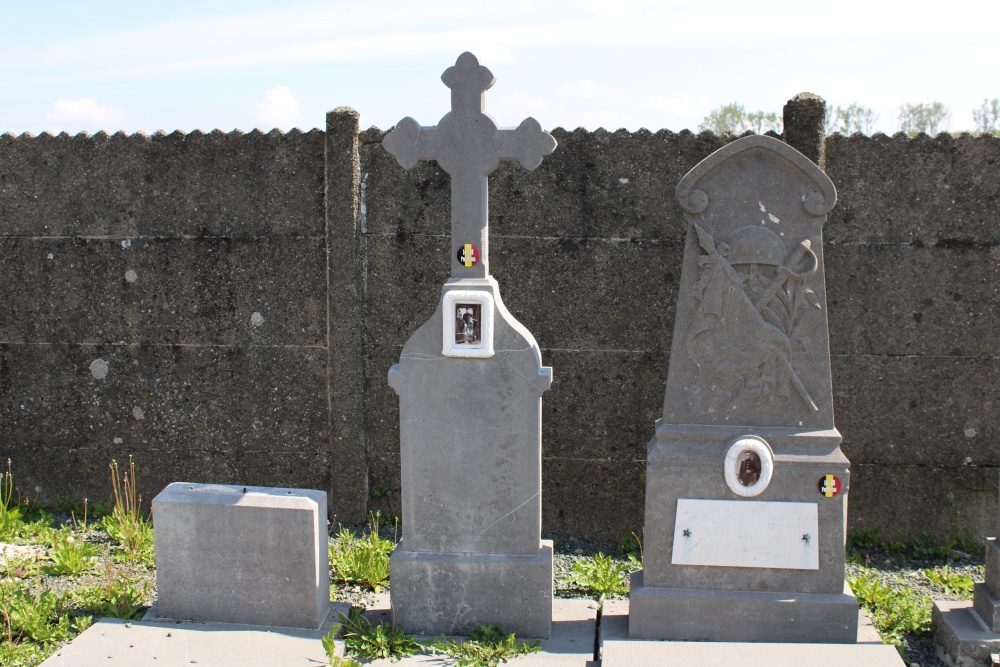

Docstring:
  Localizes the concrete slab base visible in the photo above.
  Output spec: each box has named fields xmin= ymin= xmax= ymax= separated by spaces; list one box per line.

xmin=601 ymin=599 xmax=903 ymax=666
xmin=390 ymin=541 xmax=553 ymax=638
xmin=40 ymin=602 xmax=351 ymax=667
xmin=933 ymin=600 xmax=1000 ymax=667
xmin=361 ymin=595 xmax=597 ymax=666
xmin=628 ymin=570 xmax=859 ymax=643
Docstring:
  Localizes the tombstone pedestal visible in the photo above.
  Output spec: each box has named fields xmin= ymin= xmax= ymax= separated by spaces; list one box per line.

xmin=390 ymin=541 xmax=553 ymax=637
xmin=630 ymin=573 xmax=859 ymax=643
xmin=631 ymin=423 xmax=857 ymax=642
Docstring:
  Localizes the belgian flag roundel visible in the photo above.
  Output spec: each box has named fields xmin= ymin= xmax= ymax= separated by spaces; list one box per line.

xmin=819 ymin=475 xmax=841 ymax=498
xmin=457 ymin=244 xmax=480 ymax=267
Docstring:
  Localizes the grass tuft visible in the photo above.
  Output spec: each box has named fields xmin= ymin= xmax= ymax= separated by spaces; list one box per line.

xmin=329 ymin=514 xmax=396 ymax=592
xmin=424 ymin=624 xmax=541 ymax=667
xmin=101 ymin=456 xmax=154 ymax=568
xmin=339 ymin=607 xmax=420 ymax=662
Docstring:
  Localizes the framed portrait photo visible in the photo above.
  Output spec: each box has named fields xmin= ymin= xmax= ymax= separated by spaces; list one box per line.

xmin=723 ymin=436 xmax=774 ymax=498
xmin=442 ymin=290 xmax=495 ymax=358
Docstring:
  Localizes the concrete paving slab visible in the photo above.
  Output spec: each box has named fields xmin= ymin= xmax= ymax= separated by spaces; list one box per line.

xmin=360 ymin=594 xmax=597 ymax=666
xmin=43 ymin=597 xmax=595 ymax=667
xmin=40 ymin=613 xmax=348 ymax=667
xmin=600 ymin=598 xmax=904 ymax=666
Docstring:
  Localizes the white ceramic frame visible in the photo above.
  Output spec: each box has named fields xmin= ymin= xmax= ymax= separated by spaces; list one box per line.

xmin=442 ymin=290 xmax=495 ymax=358
xmin=724 ymin=435 xmax=774 ymax=498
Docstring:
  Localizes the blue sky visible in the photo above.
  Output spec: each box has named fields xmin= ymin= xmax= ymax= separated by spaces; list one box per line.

xmin=1 ymin=1 xmax=997 ymax=135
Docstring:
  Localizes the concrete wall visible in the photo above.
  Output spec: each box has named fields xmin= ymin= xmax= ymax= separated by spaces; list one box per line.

xmin=1 ymin=106 xmax=997 ymax=544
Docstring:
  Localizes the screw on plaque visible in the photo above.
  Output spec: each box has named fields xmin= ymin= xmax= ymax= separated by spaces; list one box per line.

xmin=802 ymin=534 xmax=811 ymax=542
xmin=682 ymin=529 xmax=692 ymax=537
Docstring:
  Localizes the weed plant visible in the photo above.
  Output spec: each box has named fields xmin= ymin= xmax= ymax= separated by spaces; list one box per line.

xmin=561 ymin=552 xmax=636 ymax=607
xmin=424 ymin=624 xmax=541 ymax=667
xmin=322 ymin=625 xmax=361 ymax=667
xmin=329 ymin=514 xmax=396 ymax=592
xmin=102 ymin=457 xmax=155 ymax=567
xmin=339 ymin=608 xmax=420 ymax=662
xmin=924 ymin=564 xmax=974 ymax=595
xmin=42 ymin=528 xmax=98 ymax=577
xmin=848 ymin=570 xmax=933 ymax=649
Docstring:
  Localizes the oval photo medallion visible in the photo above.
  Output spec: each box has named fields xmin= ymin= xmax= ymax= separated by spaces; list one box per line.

xmin=723 ymin=436 xmax=774 ymax=498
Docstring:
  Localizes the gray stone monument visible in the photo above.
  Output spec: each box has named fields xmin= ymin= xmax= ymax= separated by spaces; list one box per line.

xmin=933 ymin=473 xmax=1000 ymax=666
xmin=629 ymin=134 xmax=859 ymax=642
xmin=382 ymin=52 xmax=556 ymax=638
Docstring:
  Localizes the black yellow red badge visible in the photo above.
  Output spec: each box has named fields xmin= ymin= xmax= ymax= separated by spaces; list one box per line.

xmin=819 ymin=475 xmax=841 ymax=498
xmin=457 ymin=244 xmax=480 ymax=267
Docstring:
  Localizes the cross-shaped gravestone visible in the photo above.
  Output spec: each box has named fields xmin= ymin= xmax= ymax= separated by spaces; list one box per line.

xmin=382 ymin=51 xmax=556 ymax=279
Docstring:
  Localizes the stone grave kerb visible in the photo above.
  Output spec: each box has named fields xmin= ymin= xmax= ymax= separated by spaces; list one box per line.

xmin=382 ymin=51 xmax=556 ymax=280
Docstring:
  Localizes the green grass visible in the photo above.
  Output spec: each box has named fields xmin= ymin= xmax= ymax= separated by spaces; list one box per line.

xmin=848 ymin=570 xmax=933 ymax=650
xmin=561 ymin=552 xmax=637 ymax=607
xmin=924 ymin=565 xmax=974 ymax=595
xmin=424 ymin=624 xmax=541 ymax=667
xmin=338 ymin=608 xmax=421 ymax=662
xmin=329 ymin=514 xmax=396 ymax=593
xmin=102 ymin=457 xmax=155 ymax=568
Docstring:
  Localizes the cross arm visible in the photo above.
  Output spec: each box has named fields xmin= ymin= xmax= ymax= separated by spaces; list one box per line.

xmin=382 ymin=116 xmax=439 ymax=170
xmin=497 ymin=117 xmax=557 ymax=170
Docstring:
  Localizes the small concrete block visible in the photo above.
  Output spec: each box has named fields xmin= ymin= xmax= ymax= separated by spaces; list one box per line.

xmin=628 ymin=570 xmax=858 ymax=643
xmin=976 ymin=582 xmax=1000 ymax=632
xmin=935 ymin=600 xmax=1000 ymax=667
xmin=390 ymin=541 xmax=553 ymax=638
xmin=152 ymin=482 xmax=329 ymax=629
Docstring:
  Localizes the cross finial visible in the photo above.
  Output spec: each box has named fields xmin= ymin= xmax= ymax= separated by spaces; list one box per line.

xmin=441 ymin=52 xmax=495 ymax=117
xmin=382 ymin=52 xmax=556 ymax=279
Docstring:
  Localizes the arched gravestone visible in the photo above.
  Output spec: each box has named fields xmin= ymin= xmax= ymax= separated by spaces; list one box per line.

xmin=630 ymin=135 xmax=859 ymax=643
xmin=383 ymin=52 xmax=556 ymax=639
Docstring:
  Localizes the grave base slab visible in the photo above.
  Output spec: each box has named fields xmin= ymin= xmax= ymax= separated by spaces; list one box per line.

xmin=628 ymin=570 xmax=859 ymax=643
xmin=389 ymin=540 xmax=553 ymax=639
xmin=933 ymin=600 xmax=1000 ymax=667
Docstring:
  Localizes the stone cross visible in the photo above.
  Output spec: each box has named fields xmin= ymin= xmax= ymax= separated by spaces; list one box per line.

xmin=382 ymin=52 xmax=556 ymax=279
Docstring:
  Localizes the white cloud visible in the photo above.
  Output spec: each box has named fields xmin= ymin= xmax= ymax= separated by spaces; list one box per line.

xmin=44 ymin=98 xmax=125 ymax=126
xmin=557 ymin=79 xmax=623 ymax=100
xmin=250 ymin=86 xmax=301 ymax=129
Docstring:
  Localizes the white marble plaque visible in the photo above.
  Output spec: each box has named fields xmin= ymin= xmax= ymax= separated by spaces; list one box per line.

xmin=671 ymin=498 xmax=819 ymax=570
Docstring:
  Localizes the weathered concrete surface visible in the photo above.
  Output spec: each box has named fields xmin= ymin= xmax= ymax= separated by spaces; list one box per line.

xmin=390 ymin=542 xmax=554 ymax=638
xmin=152 ymin=483 xmax=329 ymax=629
xmin=39 ymin=608 xmax=349 ymax=667
xmin=2 ymin=113 xmax=998 ymax=544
